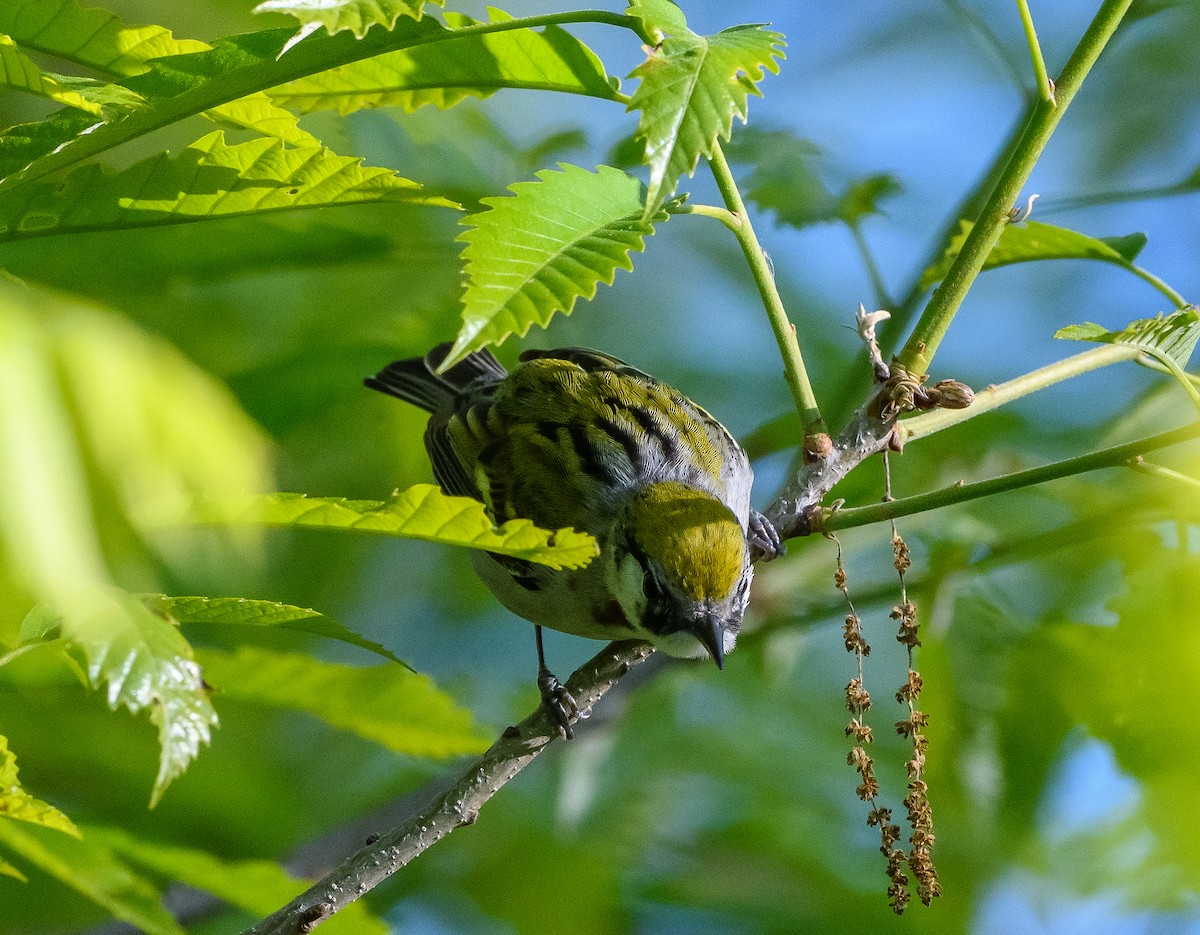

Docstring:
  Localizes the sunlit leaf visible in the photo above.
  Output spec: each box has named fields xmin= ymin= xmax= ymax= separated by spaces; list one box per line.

xmin=27 ymin=592 xmax=218 ymax=808
xmin=920 ymin=219 xmax=1150 ymax=289
xmin=0 ymin=130 xmax=454 ymax=242
xmin=1054 ymin=308 xmax=1200 ymax=369
xmin=192 ymin=486 xmax=599 ymax=570
xmin=145 ymin=594 xmax=408 ymax=667
xmin=89 ymin=825 xmax=388 ymax=934
xmin=627 ymin=12 xmax=784 ymax=217
xmin=0 ymin=736 xmax=79 ymax=838
xmin=198 ymin=646 xmax=490 ymax=757
xmin=0 ymin=35 xmax=143 ymax=116
xmin=448 ymin=163 xmax=659 ymax=365
xmin=267 ymin=8 xmax=620 ymax=116
xmin=254 ymin=0 xmax=438 ymax=39
xmin=0 ymin=820 xmax=183 ymax=935
xmin=0 ymin=0 xmax=208 ymax=75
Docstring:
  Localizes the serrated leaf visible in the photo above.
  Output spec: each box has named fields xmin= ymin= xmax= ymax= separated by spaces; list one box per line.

xmin=198 ymin=646 xmax=489 ymax=758
xmin=32 ymin=592 xmax=218 ymax=808
xmin=0 ymin=736 xmax=79 ymax=838
xmin=628 ymin=21 xmax=784 ymax=217
xmin=0 ymin=3 xmax=314 ymax=159
xmin=89 ymin=826 xmax=388 ymax=934
xmin=921 ymin=219 xmax=1151 ymax=289
xmin=0 ymin=0 xmax=208 ymax=75
xmin=254 ymin=0 xmax=438 ymax=39
xmin=268 ymin=8 xmax=620 ymax=116
xmin=0 ymin=130 xmax=454 ymax=242
xmin=144 ymin=594 xmax=408 ymax=668
xmin=448 ymin=163 xmax=658 ymax=364
xmin=0 ymin=35 xmax=143 ymax=116
xmin=1055 ymin=308 xmax=1200 ymax=368
xmin=192 ymin=486 xmax=599 ymax=570
xmin=0 ymin=820 xmax=183 ymax=935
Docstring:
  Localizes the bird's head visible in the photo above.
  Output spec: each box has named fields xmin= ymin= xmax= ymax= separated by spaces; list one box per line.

xmin=610 ymin=481 xmax=752 ymax=667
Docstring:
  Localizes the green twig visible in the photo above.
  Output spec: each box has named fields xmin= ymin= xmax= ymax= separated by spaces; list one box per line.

xmin=898 ymin=0 xmax=1134 ymax=376
xmin=706 ymin=142 xmax=827 ymax=441
xmin=822 ymin=420 xmax=1200 ymax=532
xmin=672 ymin=202 xmax=740 ymax=233
xmin=1017 ymin=0 xmax=1056 ymax=104
xmin=897 ymin=344 xmax=1141 ymax=442
xmin=1127 ymin=264 xmax=1190 ymax=309
xmin=1131 ymin=459 xmax=1200 ymax=490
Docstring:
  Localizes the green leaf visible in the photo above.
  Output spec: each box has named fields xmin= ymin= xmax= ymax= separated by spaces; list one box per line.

xmin=0 ymin=35 xmax=143 ymax=116
xmin=0 ymin=736 xmax=79 ymax=838
xmin=198 ymin=646 xmax=490 ymax=758
xmin=88 ymin=825 xmax=388 ymax=934
xmin=144 ymin=594 xmax=409 ymax=668
xmin=0 ymin=820 xmax=184 ymax=935
xmin=921 ymin=219 xmax=1150 ymax=289
xmin=448 ymin=163 xmax=659 ymax=365
xmin=0 ymin=0 xmax=208 ymax=75
xmin=192 ymin=486 xmax=599 ymax=570
xmin=1055 ymin=308 xmax=1200 ymax=371
xmin=267 ymin=8 xmax=621 ymax=116
xmin=626 ymin=0 xmax=689 ymax=41
xmin=29 ymin=592 xmax=218 ymax=808
xmin=627 ymin=20 xmax=784 ymax=217
xmin=725 ymin=127 xmax=900 ymax=228
xmin=0 ymin=3 xmax=315 ymax=155
xmin=255 ymin=0 xmax=438 ymax=40
xmin=0 ymin=130 xmax=455 ymax=242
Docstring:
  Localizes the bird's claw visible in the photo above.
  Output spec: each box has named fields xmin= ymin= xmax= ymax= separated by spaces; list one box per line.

xmin=749 ymin=510 xmax=785 ymax=562
xmin=538 ymin=668 xmax=580 ymax=740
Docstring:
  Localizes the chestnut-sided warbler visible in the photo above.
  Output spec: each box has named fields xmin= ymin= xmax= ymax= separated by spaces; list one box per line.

xmin=367 ymin=344 xmax=781 ymax=735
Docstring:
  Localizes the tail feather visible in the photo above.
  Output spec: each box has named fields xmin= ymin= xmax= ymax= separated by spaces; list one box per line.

xmin=365 ymin=342 xmax=507 ymax=413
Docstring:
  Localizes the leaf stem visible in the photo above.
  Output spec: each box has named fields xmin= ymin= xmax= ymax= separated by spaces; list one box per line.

xmin=1017 ymin=0 xmax=1055 ymax=105
xmin=1131 ymin=459 xmax=1200 ymax=490
xmin=823 ymin=420 xmax=1200 ymax=532
xmin=898 ymin=0 xmax=1134 ymax=376
xmin=673 ymin=202 xmax=740 ymax=233
xmin=1128 ymin=263 xmax=1190 ymax=309
xmin=706 ymin=142 xmax=827 ymax=440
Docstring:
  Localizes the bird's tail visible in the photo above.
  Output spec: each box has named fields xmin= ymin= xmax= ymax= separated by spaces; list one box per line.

xmin=364 ymin=342 xmax=507 ymax=412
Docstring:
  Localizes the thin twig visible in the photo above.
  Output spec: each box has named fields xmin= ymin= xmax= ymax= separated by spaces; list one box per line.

xmin=242 ymin=640 xmax=655 ymax=935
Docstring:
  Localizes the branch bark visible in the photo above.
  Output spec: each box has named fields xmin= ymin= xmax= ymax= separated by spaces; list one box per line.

xmin=242 ymin=640 xmax=655 ymax=935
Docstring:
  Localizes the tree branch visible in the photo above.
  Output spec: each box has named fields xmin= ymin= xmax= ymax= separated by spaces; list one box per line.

xmin=242 ymin=640 xmax=655 ymax=935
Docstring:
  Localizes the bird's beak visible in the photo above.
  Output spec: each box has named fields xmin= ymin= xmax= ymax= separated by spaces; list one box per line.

xmin=694 ymin=615 xmax=726 ymax=670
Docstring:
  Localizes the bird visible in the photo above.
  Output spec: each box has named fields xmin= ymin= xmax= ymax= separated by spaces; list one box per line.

xmin=365 ymin=343 xmax=781 ymax=737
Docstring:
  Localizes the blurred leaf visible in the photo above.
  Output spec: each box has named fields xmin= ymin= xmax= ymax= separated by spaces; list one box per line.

xmin=254 ymin=0 xmax=438 ymax=39
xmin=192 ymin=486 xmax=599 ymax=570
xmin=0 ymin=820 xmax=183 ymax=935
xmin=921 ymin=219 xmax=1150 ymax=289
xmin=28 ymin=592 xmax=217 ymax=808
xmin=88 ymin=825 xmax=388 ymax=934
xmin=0 ymin=35 xmax=143 ymax=116
xmin=1055 ymin=308 xmax=1200 ymax=369
xmin=627 ymin=11 xmax=785 ymax=217
xmin=269 ymin=8 xmax=619 ymax=116
xmin=145 ymin=594 xmax=409 ymax=667
xmin=198 ymin=646 xmax=490 ymax=757
xmin=0 ymin=736 xmax=79 ymax=838
xmin=725 ymin=127 xmax=900 ymax=228
xmin=0 ymin=130 xmax=455 ymax=243
xmin=447 ymin=163 xmax=659 ymax=365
